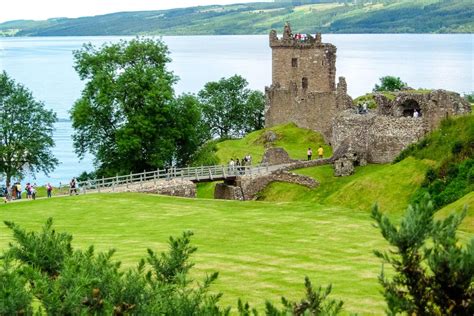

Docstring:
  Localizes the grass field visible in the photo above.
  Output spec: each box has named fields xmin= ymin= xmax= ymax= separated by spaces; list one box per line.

xmin=1 ymin=193 xmax=392 ymax=314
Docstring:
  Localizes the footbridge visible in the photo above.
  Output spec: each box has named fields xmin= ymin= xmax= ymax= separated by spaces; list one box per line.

xmin=71 ymin=158 xmax=331 ymax=199
xmin=75 ymin=164 xmax=275 ymax=194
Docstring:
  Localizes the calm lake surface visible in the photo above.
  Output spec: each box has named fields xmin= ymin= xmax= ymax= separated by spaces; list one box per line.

xmin=0 ymin=34 xmax=472 ymax=185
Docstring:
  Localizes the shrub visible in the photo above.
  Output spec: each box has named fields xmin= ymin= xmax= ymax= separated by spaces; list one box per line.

xmin=372 ymin=196 xmax=474 ymax=315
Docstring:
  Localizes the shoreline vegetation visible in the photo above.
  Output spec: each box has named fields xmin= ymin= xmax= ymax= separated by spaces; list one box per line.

xmin=1 ymin=0 xmax=472 ymax=37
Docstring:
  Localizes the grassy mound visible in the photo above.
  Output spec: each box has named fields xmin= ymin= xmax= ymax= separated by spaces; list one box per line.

xmin=436 ymin=191 xmax=474 ymax=233
xmin=192 ymin=123 xmax=332 ymax=166
xmin=396 ymin=115 xmax=474 ymax=209
xmin=1 ymin=193 xmax=388 ymax=314
xmin=259 ymin=157 xmax=432 ymax=214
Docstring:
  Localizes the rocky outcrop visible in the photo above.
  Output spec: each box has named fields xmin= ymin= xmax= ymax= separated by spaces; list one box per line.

xmin=261 ymin=147 xmax=295 ymax=165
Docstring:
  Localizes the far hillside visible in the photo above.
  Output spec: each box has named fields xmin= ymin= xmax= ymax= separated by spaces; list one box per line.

xmin=0 ymin=0 xmax=472 ymax=36
xmin=198 ymin=115 xmax=474 ymax=220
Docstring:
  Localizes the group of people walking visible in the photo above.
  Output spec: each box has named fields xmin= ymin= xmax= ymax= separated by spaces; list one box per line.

xmin=2 ymin=181 xmax=56 ymax=203
xmin=228 ymin=155 xmax=252 ymax=173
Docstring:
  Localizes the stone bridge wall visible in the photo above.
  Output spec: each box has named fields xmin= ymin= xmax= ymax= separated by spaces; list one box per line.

xmin=215 ymin=170 xmax=318 ymax=200
xmin=94 ymin=178 xmax=196 ymax=198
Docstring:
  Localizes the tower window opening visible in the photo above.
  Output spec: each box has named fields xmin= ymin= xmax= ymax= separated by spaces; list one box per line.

xmin=292 ymin=58 xmax=298 ymax=68
xmin=302 ymin=77 xmax=308 ymax=89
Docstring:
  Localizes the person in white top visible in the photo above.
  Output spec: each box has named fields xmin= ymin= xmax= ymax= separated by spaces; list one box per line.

xmin=413 ymin=109 xmax=419 ymax=118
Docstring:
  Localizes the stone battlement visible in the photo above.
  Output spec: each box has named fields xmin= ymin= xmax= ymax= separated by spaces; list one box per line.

xmin=269 ymin=26 xmax=336 ymax=51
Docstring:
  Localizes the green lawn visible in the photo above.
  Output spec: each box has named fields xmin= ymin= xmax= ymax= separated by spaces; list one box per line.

xmin=1 ymin=193 xmax=389 ymax=315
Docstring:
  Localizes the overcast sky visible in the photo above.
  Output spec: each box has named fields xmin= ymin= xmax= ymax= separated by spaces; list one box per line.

xmin=1 ymin=0 xmax=272 ymax=23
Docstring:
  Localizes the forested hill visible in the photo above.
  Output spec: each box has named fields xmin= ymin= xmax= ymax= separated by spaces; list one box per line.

xmin=0 ymin=0 xmax=472 ymax=36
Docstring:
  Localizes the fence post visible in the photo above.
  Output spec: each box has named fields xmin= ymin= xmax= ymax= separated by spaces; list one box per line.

xmin=195 ymin=169 xmax=199 ymax=181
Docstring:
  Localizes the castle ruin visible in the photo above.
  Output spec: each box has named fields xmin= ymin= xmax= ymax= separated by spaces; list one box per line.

xmin=265 ymin=23 xmax=352 ymax=142
xmin=265 ymin=24 xmax=471 ymax=174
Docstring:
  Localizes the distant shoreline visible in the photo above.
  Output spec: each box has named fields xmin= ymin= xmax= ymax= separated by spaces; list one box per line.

xmin=1 ymin=1 xmax=472 ymax=37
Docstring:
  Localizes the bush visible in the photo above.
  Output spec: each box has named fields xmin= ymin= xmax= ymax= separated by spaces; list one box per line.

xmin=1 ymin=219 xmax=228 ymax=315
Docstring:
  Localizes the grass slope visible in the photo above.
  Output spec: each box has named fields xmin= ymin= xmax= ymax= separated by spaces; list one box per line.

xmin=215 ymin=123 xmax=331 ymax=164
xmin=0 ymin=0 xmax=472 ymax=36
xmin=1 ymin=193 xmax=389 ymax=314
xmin=437 ymin=191 xmax=474 ymax=233
xmin=259 ymin=157 xmax=433 ymax=214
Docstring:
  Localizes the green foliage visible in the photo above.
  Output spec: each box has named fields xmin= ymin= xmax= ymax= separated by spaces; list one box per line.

xmin=0 ymin=71 xmax=58 ymax=187
xmin=198 ymin=75 xmax=265 ymax=138
xmin=190 ymin=140 xmax=220 ymax=167
xmin=71 ymin=38 xmax=207 ymax=176
xmin=1 ymin=218 xmax=229 ymax=315
xmin=1 ymin=1 xmax=472 ymax=36
xmin=264 ymin=277 xmax=343 ymax=315
xmin=372 ymin=196 xmax=474 ymax=315
xmin=0 ymin=255 xmax=33 ymax=315
xmin=413 ymin=158 xmax=474 ymax=209
xmin=373 ymin=75 xmax=407 ymax=92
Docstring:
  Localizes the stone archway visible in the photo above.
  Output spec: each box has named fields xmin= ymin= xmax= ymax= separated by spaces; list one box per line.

xmin=399 ymin=99 xmax=421 ymax=117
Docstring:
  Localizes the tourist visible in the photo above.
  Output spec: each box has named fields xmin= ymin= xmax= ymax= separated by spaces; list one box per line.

xmin=69 ymin=177 xmax=78 ymax=195
xmin=16 ymin=182 xmax=22 ymax=199
xmin=318 ymin=145 xmax=324 ymax=159
xmin=46 ymin=182 xmax=53 ymax=198
xmin=31 ymin=183 xmax=37 ymax=200
xmin=229 ymin=158 xmax=235 ymax=173
xmin=3 ymin=187 xmax=8 ymax=203
xmin=246 ymin=154 xmax=252 ymax=165
xmin=26 ymin=183 xmax=32 ymax=200
xmin=307 ymin=147 xmax=313 ymax=160
xmin=362 ymin=102 xmax=368 ymax=114
xmin=413 ymin=109 xmax=419 ymax=118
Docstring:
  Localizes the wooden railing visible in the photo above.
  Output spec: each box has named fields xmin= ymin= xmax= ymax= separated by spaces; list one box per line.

xmin=63 ymin=164 xmax=270 ymax=195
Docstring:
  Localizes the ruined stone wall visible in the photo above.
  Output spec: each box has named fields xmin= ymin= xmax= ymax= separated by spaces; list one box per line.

xmin=332 ymin=111 xmax=427 ymax=163
xmin=332 ymin=90 xmax=471 ymax=164
xmin=95 ymin=179 xmax=197 ymax=198
xmin=375 ymin=90 xmax=471 ymax=131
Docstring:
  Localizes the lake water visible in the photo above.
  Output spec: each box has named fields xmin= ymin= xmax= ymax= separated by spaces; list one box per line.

xmin=0 ymin=34 xmax=472 ymax=185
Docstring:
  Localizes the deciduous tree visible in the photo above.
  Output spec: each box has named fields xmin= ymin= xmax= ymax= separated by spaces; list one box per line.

xmin=373 ymin=75 xmax=407 ymax=92
xmin=0 ymin=71 xmax=58 ymax=187
xmin=198 ymin=75 xmax=265 ymax=139
xmin=71 ymin=38 xmax=184 ymax=176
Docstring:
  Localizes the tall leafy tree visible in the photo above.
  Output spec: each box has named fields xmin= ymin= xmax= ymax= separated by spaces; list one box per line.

xmin=198 ymin=75 xmax=265 ymax=139
xmin=71 ymin=38 xmax=182 ymax=176
xmin=0 ymin=71 xmax=58 ymax=187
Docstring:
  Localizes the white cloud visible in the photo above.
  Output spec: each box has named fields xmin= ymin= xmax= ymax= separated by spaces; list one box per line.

xmin=0 ymin=0 xmax=270 ymax=23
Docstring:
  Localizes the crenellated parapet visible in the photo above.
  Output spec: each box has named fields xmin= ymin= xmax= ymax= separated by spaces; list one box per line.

xmin=269 ymin=23 xmax=335 ymax=52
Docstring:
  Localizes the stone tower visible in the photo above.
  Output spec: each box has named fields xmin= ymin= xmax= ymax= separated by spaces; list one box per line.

xmin=265 ymin=23 xmax=351 ymax=141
